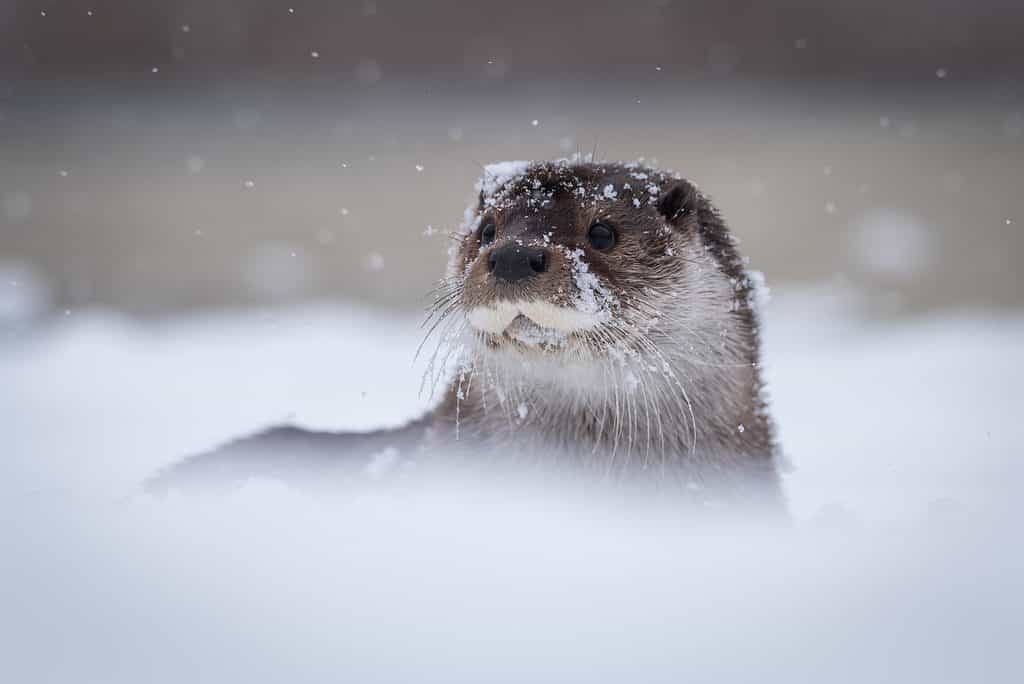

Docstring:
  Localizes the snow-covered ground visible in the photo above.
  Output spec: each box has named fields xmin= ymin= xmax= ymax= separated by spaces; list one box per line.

xmin=2 ymin=288 xmax=1022 ymax=682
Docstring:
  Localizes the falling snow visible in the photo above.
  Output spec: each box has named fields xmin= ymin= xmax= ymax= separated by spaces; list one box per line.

xmin=364 ymin=252 xmax=385 ymax=272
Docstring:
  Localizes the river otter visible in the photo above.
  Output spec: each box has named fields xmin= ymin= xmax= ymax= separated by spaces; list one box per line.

xmin=150 ymin=159 xmax=783 ymax=505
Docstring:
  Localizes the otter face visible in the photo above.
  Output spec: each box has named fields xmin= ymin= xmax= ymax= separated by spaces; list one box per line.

xmin=429 ymin=160 xmax=732 ymax=362
xmin=417 ymin=159 xmax=769 ymax=461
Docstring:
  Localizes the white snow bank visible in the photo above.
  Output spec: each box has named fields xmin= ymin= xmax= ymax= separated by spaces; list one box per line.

xmin=1 ymin=290 xmax=1022 ymax=683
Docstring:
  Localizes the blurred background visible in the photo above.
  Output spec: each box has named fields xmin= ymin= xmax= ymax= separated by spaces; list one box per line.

xmin=3 ymin=7 xmax=1024 ymax=680
xmin=1 ymin=0 xmax=1021 ymax=325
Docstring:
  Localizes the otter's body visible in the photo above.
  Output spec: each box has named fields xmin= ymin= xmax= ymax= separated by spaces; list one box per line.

xmin=151 ymin=159 xmax=782 ymax=505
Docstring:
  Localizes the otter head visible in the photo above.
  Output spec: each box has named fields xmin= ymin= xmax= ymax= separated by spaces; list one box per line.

xmin=423 ymin=159 xmax=760 ymax=403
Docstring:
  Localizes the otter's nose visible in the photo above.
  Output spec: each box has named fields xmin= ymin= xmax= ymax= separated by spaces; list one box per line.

xmin=488 ymin=244 xmax=548 ymax=282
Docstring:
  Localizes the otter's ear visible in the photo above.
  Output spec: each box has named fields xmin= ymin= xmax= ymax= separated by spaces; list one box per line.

xmin=657 ymin=180 xmax=699 ymax=224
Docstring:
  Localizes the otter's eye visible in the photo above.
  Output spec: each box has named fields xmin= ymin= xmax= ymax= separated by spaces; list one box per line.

xmin=479 ymin=222 xmax=496 ymax=246
xmin=588 ymin=222 xmax=616 ymax=251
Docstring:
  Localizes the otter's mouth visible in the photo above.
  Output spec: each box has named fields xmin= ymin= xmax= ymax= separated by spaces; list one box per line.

xmin=466 ymin=300 xmax=601 ymax=349
xmin=503 ymin=314 xmax=569 ymax=347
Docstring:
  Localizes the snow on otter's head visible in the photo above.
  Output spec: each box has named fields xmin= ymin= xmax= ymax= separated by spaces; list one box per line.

xmin=424 ymin=158 xmax=764 ymax=378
